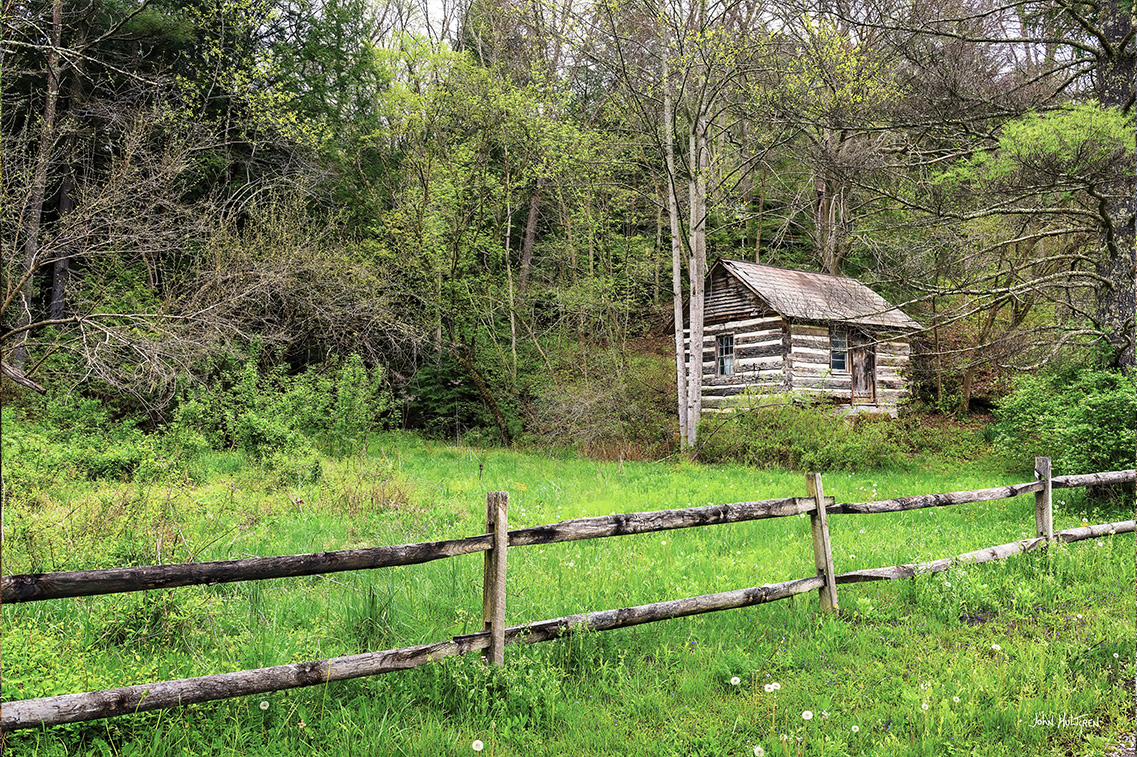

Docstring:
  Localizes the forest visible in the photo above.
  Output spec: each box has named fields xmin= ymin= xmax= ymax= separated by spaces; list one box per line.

xmin=2 ymin=0 xmax=1135 ymax=458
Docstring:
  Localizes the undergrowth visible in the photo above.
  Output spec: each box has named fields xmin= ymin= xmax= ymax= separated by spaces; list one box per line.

xmin=2 ymin=430 xmax=1132 ymax=756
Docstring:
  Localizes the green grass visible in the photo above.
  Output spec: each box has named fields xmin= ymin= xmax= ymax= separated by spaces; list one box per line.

xmin=2 ymin=432 xmax=1133 ymax=756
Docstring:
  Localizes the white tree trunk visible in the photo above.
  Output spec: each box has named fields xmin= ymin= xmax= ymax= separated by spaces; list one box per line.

xmin=664 ymin=54 xmax=689 ymax=446
xmin=685 ymin=116 xmax=707 ymax=449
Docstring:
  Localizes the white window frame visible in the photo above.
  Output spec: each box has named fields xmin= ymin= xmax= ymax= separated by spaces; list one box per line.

xmin=716 ymin=333 xmax=735 ymax=376
xmin=830 ymin=327 xmax=848 ymax=373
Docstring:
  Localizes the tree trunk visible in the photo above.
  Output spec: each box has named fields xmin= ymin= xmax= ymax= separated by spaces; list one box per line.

xmin=49 ymin=171 xmax=75 ymax=320
xmin=1096 ymin=0 xmax=1135 ymax=367
xmin=11 ymin=0 xmax=63 ymax=369
xmin=518 ymin=181 xmax=542 ymax=293
xmin=686 ymin=117 xmax=708 ymax=449
xmin=665 ymin=55 xmax=689 ymax=446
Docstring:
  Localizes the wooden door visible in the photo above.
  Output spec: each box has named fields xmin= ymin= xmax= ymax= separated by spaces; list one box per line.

xmin=851 ymin=337 xmax=876 ymax=402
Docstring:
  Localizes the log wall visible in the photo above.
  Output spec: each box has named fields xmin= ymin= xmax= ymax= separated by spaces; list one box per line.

xmin=690 ymin=312 xmax=914 ymax=414
xmin=687 ymin=316 xmax=790 ymax=411
xmin=781 ymin=323 xmax=912 ymax=414
xmin=703 ymin=267 xmax=772 ymax=325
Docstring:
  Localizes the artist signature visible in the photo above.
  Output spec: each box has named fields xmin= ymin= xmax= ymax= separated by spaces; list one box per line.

xmin=1029 ymin=712 xmax=1102 ymax=730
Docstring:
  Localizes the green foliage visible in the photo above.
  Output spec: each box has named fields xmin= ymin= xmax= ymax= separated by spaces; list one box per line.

xmin=172 ymin=352 xmax=397 ymax=463
xmin=407 ymin=354 xmax=505 ymax=441
xmin=991 ymin=367 xmax=1136 ymax=477
xmin=1 ymin=401 xmax=164 ymax=504
xmin=936 ymin=105 xmax=1134 ymax=192
xmin=698 ymin=399 xmax=906 ymax=471
xmin=418 ymin=651 xmax=562 ymax=732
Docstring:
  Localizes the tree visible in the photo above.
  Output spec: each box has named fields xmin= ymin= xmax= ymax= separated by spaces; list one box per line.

xmin=820 ymin=0 xmax=1135 ymax=373
xmin=592 ymin=0 xmax=774 ymax=449
xmin=1 ymin=0 xmax=333 ymax=405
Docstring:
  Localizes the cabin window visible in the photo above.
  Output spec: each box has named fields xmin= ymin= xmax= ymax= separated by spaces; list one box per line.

xmin=830 ymin=328 xmax=848 ymax=372
xmin=716 ymin=334 xmax=735 ymax=376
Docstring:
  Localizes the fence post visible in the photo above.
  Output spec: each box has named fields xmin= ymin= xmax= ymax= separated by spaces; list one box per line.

xmin=806 ymin=473 xmax=839 ymax=613
xmin=1035 ymin=457 xmax=1053 ymax=540
xmin=482 ymin=491 xmax=509 ymax=665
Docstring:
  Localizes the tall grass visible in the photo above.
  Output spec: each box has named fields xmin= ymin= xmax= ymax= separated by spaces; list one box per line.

xmin=3 ymin=432 xmax=1133 ymax=756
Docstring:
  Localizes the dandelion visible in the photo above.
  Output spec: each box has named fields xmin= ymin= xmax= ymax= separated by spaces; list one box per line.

xmin=1114 ymin=653 xmax=1120 ymax=659
xmin=851 ymin=725 xmax=860 ymax=733
xmin=764 ymin=684 xmax=775 ymax=693
xmin=991 ymin=644 xmax=1001 ymax=652
xmin=1081 ymin=517 xmax=1089 ymax=523
xmin=771 ymin=682 xmax=781 ymax=690
xmin=944 ymin=582 xmax=951 ymax=588
xmin=953 ymin=696 xmax=960 ymax=703
xmin=921 ymin=703 xmax=929 ymax=711
xmin=259 ymin=701 xmax=269 ymax=711
xmin=731 ymin=676 xmax=741 ymax=686
xmin=1076 ymin=614 xmax=1083 ymax=620
xmin=849 ymin=554 xmax=856 ymax=560
xmin=753 ymin=747 xmax=765 ymax=757
xmin=471 ymin=740 xmax=484 ymax=752
xmin=661 ymin=540 xmax=667 ymax=546
xmin=1096 ymin=541 xmax=1104 ymax=548
xmin=802 ymin=710 xmax=813 ymax=721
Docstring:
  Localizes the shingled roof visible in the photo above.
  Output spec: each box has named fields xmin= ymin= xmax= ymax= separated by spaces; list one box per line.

xmin=717 ymin=259 xmax=922 ymax=330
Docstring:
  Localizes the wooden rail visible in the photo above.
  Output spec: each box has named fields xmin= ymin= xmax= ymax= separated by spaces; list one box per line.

xmin=1 ymin=497 xmax=830 ymax=604
xmin=0 ymin=576 xmax=826 ymax=730
xmin=2 ymin=464 xmax=1133 ymax=732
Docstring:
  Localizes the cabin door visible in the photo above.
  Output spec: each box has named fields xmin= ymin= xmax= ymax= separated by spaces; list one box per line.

xmin=850 ymin=335 xmax=876 ymax=403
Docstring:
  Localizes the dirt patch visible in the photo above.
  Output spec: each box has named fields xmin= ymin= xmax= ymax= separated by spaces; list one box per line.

xmin=1109 ymin=733 xmax=1134 ymax=757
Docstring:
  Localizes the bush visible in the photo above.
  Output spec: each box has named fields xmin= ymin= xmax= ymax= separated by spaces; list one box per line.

xmin=697 ymin=396 xmax=906 ymax=471
xmin=530 ymin=346 xmax=675 ymax=460
xmin=991 ymin=368 xmax=1136 ymax=476
xmin=170 ymin=352 xmax=397 ymax=461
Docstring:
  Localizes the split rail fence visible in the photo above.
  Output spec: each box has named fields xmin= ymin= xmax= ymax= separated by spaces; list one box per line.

xmin=2 ymin=460 xmax=1133 ymax=732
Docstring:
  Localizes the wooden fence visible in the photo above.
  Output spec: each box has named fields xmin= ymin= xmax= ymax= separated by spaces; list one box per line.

xmin=2 ymin=461 xmax=1133 ymax=732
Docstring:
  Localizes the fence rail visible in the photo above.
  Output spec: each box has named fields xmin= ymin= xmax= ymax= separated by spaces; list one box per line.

xmin=2 ymin=462 xmax=1133 ymax=732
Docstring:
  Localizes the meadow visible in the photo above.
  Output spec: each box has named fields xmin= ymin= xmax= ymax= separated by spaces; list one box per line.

xmin=2 ymin=431 xmax=1133 ymax=756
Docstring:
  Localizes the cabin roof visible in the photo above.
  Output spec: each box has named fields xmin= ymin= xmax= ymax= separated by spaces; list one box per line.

xmin=715 ymin=259 xmax=922 ymax=331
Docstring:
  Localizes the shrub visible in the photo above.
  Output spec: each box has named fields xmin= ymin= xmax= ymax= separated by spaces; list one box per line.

xmin=991 ymin=368 xmax=1136 ymax=476
xmin=530 ymin=345 xmax=675 ymax=460
xmin=169 ymin=352 xmax=397 ymax=461
xmin=697 ymin=396 xmax=906 ymax=471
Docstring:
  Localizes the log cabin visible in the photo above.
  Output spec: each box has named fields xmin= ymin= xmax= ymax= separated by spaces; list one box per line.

xmin=691 ymin=259 xmax=922 ymax=415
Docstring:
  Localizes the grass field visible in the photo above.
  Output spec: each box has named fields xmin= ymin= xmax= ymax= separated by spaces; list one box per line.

xmin=2 ymin=431 xmax=1133 ymax=756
